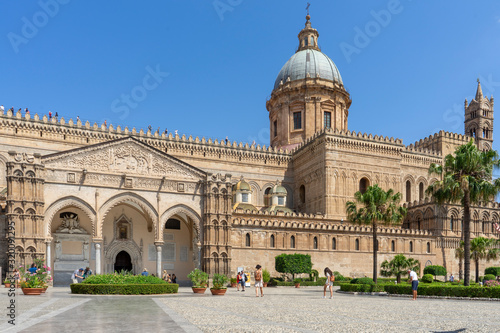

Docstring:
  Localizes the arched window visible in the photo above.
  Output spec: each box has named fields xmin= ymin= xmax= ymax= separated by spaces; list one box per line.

xmin=299 ymin=185 xmax=305 ymax=204
xmin=270 ymin=235 xmax=275 ymax=248
xmin=419 ymin=182 xmax=424 ymax=200
xmin=426 ymin=242 xmax=431 ymax=253
xmin=450 ymin=216 xmax=454 ymax=231
xmin=165 ymin=218 xmax=181 ymax=230
xmin=332 ymin=237 xmax=336 ymax=250
xmin=310 ymin=36 xmax=314 ymax=46
xmin=359 ymin=178 xmax=369 ymax=194
xmin=313 ymin=237 xmax=318 ymax=249
xmin=409 ymin=241 xmax=413 ymax=253
xmin=355 ymin=239 xmax=360 ymax=251
xmin=406 ymin=180 xmax=411 ymax=202
xmin=391 ymin=240 xmax=395 ymax=252
xmin=245 ymin=233 xmax=251 ymax=247
xmin=290 ymin=236 xmax=295 ymax=249
xmin=264 ymin=187 xmax=272 ymax=206
xmin=304 ymin=37 xmax=308 ymax=46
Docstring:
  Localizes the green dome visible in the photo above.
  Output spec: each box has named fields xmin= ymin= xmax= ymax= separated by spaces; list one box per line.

xmin=234 ymin=179 xmax=251 ymax=191
xmin=271 ymin=184 xmax=287 ymax=195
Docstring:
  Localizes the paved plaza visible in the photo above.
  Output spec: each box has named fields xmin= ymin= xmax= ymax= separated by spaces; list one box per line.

xmin=1 ymin=286 xmax=499 ymax=332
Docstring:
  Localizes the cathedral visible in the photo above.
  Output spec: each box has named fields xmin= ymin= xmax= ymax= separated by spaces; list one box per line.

xmin=1 ymin=15 xmax=499 ymax=286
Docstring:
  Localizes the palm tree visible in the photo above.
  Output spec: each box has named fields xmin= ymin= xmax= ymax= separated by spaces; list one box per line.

xmin=454 ymin=241 xmax=464 ymax=281
xmin=380 ymin=254 xmax=420 ymax=284
xmin=427 ymin=140 xmax=500 ymax=286
xmin=470 ymin=237 xmax=499 ymax=283
xmin=346 ymin=184 xmax=407 ymax=283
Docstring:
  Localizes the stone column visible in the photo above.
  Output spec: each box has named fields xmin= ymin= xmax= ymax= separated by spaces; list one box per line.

xmin=95 ymin=243 xmax=101 ymax=274
xmin=197 ymin=241 xmax=202 ymax=269
xmin=155 ymin=243 xmax=163 ymax=277
xmin=45 ymin=240 xmax=51 ymax=274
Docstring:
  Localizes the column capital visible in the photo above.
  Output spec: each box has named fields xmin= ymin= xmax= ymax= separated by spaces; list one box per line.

xmin=154 ymin=241 xmax=164 ymax=247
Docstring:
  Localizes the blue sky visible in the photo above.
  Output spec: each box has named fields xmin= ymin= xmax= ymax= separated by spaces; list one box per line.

xmin=2 ymin=0 xmax=500 ymax=150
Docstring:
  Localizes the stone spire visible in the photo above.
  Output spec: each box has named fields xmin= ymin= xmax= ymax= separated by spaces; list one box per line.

xmin=297 ymin=13 xmax=320 ymax=52
xmin=475 ymin=78 xmax=484 ymax=101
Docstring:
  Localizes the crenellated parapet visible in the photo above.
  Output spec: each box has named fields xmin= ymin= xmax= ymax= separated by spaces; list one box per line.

xmin=0 ymin=112 xmax=292 ymax=166
xmin=408 ymin=130 xmax=471 ymax=157
xmin=292 ymin=127 xmax=405 ymax=157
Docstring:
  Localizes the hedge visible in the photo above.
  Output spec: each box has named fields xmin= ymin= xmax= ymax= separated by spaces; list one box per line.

xmin=81 ymin=274 xmax=167 ymax=285
xmin=340 ymin=283 xmax=385 ymax=293
xmin=71 ymin=283 xmax=179 ymax=295
xmin=485 ymin=267 xmax=500 ymax=276
xmin=350 ymin=277 xmax=374 ymax=285
xmin=384 ymin=284 xmax=500 ymax=298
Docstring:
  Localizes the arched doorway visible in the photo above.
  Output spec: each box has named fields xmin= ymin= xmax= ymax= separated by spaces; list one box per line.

xmin=114 ymin=251 xmax=132 ymax=272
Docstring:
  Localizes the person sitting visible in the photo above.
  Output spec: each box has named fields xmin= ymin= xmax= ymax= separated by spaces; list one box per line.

xmin=28 ymin=263 xmax=37 ymax=274
xmin=141 ymin=268 xmax=149 ymax=276
xmin=171 ymin=274 xmax=177 ymax=284
xmin=162 ymin=270 xmax=169 ymax=282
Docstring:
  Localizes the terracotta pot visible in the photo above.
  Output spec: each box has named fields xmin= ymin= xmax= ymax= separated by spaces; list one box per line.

xmin=263 ymin=282 xmax=268 ymax=287
xmin=192 ymin=287 xmax=207 ymax=294
xmin=41 ymin=287 xmax=48 ymax=293
xmin=210 ymin=288 xmax=227 ymax=296
xmin=294 ymin=283 xmax=300 ymax=288
xmin=21 ymin=288 xmax=44 ymax=295
xmin=4 ymin=283 xmax=11 ymax=288
xmin=230 ymin=283 xmax=237 ymax=288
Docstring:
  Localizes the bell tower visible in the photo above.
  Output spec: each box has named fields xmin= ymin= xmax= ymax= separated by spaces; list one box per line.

xmin=464 ymin=79 xmax=494 ymax=150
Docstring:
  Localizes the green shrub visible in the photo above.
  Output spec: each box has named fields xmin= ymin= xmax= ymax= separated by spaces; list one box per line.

xmin=423 ymin=265 xmax=447 ymax=278
xmin=230 ymin=278 xmax=237 ymax=284
xmin=275 ymin=254 xmax=312 ymax=278
xmin=212 ymin=273 xmax=228 ymax=289
xmin=421 ymin=274 xmax=434 ymax=283
xmin=333 ymin=271 xmax=348 ymax=282
xmin=309 ymin=269 xmax=319 ymax=281
xmin=71 ymin=283 xmax=178 ymax=295
xmin=483 ymin=274 xmax=496 ymax=282
xmin=293 ymin=278 xmax=302 ymax=284
xmin=187 ymin=269 xmax=209 ymax=288
xmin=485 ymin=267 xmax=500 ymax=276
xmin=350 ymin=277 xmax=374 ymax=285
xmin=82 ymin=274 xmax=167 ymax=285
xmin=262 ymin=269 xmax=271 ymax=283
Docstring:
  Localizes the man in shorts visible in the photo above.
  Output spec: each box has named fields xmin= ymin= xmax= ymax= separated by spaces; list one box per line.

xmin=254 ymin=265 xmax=263 ymax=297
xmin=408 ymin=269 xmax=419 ymax=300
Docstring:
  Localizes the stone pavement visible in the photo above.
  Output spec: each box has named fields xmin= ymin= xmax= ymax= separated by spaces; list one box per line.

xmin=1 ymin=286 xmax=499 ymax=332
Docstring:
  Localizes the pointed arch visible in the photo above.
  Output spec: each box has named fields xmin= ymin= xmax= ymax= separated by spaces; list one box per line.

xmin=159 ymin=204 xmax=202 ymax=243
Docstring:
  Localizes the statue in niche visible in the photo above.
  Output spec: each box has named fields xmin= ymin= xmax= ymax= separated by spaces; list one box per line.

xmin=83 ymin=242 xmax=89 ymax=260
xmin=56 ymin=213 xmax=87 ymax=234
xmin=55 ymin=241 xmax=62 ymax=258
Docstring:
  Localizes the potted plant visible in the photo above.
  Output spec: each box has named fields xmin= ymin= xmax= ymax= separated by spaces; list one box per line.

xmin=293 ymin=278 xmax=301 ymax=288
xmin=19 ymin=260 xmax=52 ymax=295
xmin=230 ymin=277 xmax=237 ymax=288
xmin=4 ymin=279 xmax=11 ymax=288
xmin=210 ymin=273 xmax=229 ymax=295
xmin=262 ymin=269 xmax=270 ymax=287
xmin=187 ymin=268 xmax=209 ymax=294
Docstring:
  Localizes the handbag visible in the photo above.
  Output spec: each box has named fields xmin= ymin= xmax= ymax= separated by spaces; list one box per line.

xmin=329 ymin=275 xmax=335 ymax=282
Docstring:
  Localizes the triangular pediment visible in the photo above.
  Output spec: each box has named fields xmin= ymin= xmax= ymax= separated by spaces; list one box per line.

xmin=42 ymin=137 xmax=206 ymax=181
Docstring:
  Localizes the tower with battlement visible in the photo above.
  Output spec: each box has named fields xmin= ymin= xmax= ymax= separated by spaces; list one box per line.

xmin=464 ymin=79 xmax=494 ymax=150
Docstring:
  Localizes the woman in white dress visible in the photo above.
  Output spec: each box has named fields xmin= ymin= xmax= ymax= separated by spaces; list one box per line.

xmin=324 ymin=267 xmax=334 ymax=299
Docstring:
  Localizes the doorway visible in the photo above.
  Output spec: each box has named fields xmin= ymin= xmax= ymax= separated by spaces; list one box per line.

xmin=114 ymin=251 xmax=132 ymax=273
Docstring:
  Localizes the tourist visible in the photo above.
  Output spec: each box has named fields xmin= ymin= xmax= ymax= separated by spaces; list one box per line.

xmin=171 ymin=274 xmax=177 ymax=284
xmin=28 ymin=263 xmax=37 ymax=274
xmin=148 ymin=125 xmax=152 ymax=132
xmin=71 ymin=268 xmax=84 ymax=284
xmin=25 ymin=108 xmax=29 ymax=115
xmin=323 ymin=267 xmax=334 ymax=299
xmin=240 ymin=271 xmax=247 ymax=291
xmin=49 ymin=111 xmax=52 ymax=119
xmin=83 ymin=267 xmax=93 ymax=280
xmin=55 ymin=112 xmax=58 ymax=120
xmin=141 ymin=268 xmax=149 ymax=276
xmin=254 ymin=265 xmax=263 ymax=297
xmin=236 ymin=272 xmax=241 ymax=291
xmin=450 ymin=274 xmax=454 ymax=282
xmin=76 ymin=116 xmax=80 ymax=122
xmin=13 ymin=269 xmax=20 ymax=288
xmin=164 ymin=128 xmax=168 ymax=135
xmin=162 ymin=269 xmax=169 ymax=281
xmin=408 ymin=269 xmax=419 ymax=300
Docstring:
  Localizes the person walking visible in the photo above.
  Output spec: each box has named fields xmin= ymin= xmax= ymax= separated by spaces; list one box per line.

xmin=236 ymin=272 xmax=241 ymax=291
xmin=240 ymin=271 xmax=246 ymax=292
xmin=450 ymin=274 xmax=454 ymax=282
xmin=408 ymin=269 xmax=419 ymax=300
xmin=324 ymin=267 xmax=334 ymax=299
xmin=254 ymin=265 xmax=264 ymax=297
xmin=171 ymin=274 xmax=177 ymax=284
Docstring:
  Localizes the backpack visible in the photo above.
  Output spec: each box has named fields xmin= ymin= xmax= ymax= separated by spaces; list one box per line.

xmin=255 ymin=270 xmax=262 ymax=281
xmin=244 ymin=274 xmax=248 ymax=282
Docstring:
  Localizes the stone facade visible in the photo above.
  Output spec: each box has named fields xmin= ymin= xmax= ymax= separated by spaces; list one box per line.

xmin=1 ymin=15 xmax=499 ymax=284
